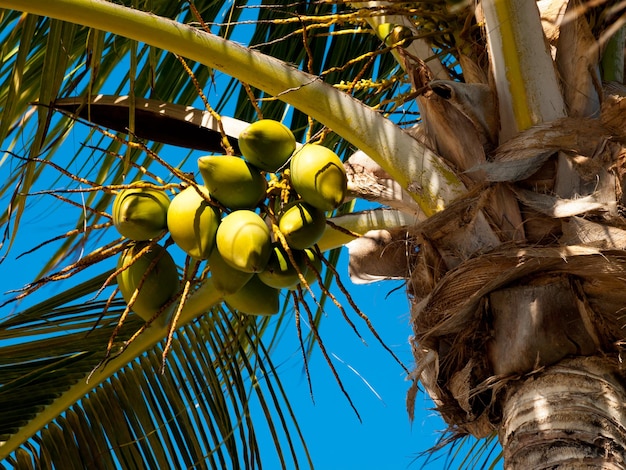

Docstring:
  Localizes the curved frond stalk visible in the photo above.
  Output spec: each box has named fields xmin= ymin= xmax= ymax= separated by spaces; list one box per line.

xmin=0 ymin=201 xmax=408 ymax=460
xmin=4 ymin=314 xmax=312 ymax=469
xmin=0 ymin=0 xmax=466 ymax=216
xmin=482 ymin=0 xmax=566 ymax=140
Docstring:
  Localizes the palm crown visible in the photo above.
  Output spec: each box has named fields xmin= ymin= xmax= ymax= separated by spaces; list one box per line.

xmin=1 ymin=1 xmax=625 ymax=469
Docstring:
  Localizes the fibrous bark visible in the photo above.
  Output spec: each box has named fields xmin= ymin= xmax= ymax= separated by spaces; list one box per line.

xmin=501 ymin=356 xmax=626 ymax=469
xmin=487 ymin=279 xmax=600 ymax=377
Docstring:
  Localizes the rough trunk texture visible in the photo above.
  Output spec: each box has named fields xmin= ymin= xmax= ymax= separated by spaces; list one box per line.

xmin=349 ymin=5 xmax=626 ymax=468
xmin=487 ymin=279 xmax=600 ymax=377
xmin=500 ymin=356 xmax=626 ymax=469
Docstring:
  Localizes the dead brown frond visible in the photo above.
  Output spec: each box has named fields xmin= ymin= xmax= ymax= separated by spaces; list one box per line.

xmin=317 ymin=245 xmax=409 ymax=374
xmin=16 ymin=222 xmax=113 ymax=260
xmin=242 ymin=82 xmax=264 ymax=118
xmin=305 ymin=248 xmax=367 ymax=344
xmin=27 ymin=190 xmax=110 ymax=216
xmin=9 ymin=152 xmax=108 ymax=190
xmin=86 ymin=284 xmax=122 ymax=337
xmin=81 ymin=144 xmax=166 ymax=184
xmin=2 ymin=237 xmax=128 ymax=308
xmin=94 ymin=238 xmax=183 ymax=373
xmin=324 ymin=218 xmax=363 ymax=239
xmin=188 ymin=0 xmax=212 ymax=34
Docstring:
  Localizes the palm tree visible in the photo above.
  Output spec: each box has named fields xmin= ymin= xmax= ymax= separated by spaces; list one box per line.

xmin=0 ymin=0 xmax=624 ymax=468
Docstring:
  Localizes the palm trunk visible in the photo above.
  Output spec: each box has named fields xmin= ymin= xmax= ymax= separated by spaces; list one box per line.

xmin=500 ymin=356 xmax=626 ymax=469
xmin=398 ymin=1 xmax=626 ymax=466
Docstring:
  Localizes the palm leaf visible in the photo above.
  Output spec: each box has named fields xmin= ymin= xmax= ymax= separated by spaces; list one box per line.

xmin=0 ymin=1 xmax=242 ymax=271
xmin=1 ymin=269 xmax=312 ymax=468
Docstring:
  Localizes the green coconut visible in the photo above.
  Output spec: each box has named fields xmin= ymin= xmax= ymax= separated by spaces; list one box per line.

xmin=166 ymin=185 xmax=221 ymax=260
xmin=216 ymin=210 xmax=272 ymax=273
xmin=198 ymin=155 xmax=267 ymax=210
xmin=224 ymin=275 xmax=281 ymax=316
xmin=117 ymin=243 xmax=180 ymax=323
xmin=278 ymin=200 xmax=327 ymax=249
xmin=289 ymin=144 xmax=347 ymax=211
xmin=112 ymin=182 xmax=170 ymax=241
xmin=238 ymin=119 xmax=296 ymax=172
xmin=258 ymin=243 xmax=308 ymax=289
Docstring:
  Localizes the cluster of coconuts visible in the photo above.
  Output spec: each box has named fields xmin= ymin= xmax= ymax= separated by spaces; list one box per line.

xmin=113 ymin=119 xmax=348 ymax=321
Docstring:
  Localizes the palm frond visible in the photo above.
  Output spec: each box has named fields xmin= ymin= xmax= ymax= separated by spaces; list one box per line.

xmin=0 ymin=1 xmax=241 ymax=271
xmin=0 ymin=268 xmax=312 ymax=468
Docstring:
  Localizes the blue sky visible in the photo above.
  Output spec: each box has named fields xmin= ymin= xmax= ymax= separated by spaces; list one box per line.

xmin=249 ymin=248 xmax=502 ymax=469
xmin=266 ymin=265 xmax=448 ymax=469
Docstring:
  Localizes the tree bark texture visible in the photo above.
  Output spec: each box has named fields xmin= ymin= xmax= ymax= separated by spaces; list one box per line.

xmin=500 ymin=356 xmax=626 ymax=469
xmin=487 ymin=278 xmax=600 ymax=377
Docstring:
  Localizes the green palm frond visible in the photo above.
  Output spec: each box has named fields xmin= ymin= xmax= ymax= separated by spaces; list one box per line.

xmin=0 ymin=1 xmax=253 ymax=271
xmin=0 ymin=0 xmax=471 ymax=279
xmin=1 ymin=268 xmax=312 ymax=468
